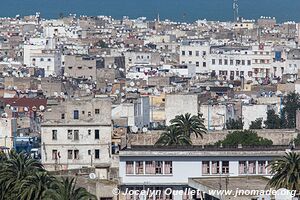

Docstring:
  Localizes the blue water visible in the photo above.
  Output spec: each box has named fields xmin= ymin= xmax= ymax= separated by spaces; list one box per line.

xmin=0 ymin=0 xmax=299 ymax=22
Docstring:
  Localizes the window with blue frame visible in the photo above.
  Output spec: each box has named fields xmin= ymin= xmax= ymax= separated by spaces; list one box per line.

xmin=73 ymin=110 xmax=79 ymax=119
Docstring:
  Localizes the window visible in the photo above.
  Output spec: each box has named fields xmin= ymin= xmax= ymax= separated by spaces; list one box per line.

xmin=258 ymin=161 xmax=266 ymax=174
xmin=40 ymin=58 xmax=44 ymax=62
xmin=88 ymin=130 xmax=91 ymax=135
xmin=126 ymin=161 xmax=134 ymax=174
xmin=74 ymin=150 xmax=79 ymax=159
xmin=212 ymin=59 xmax=215 ymax=65
xmin=61 ymin=113 xmax=65 ymax=119
xmin=181 ymin=51 xmax=185 ymax=56
xmin=155 ymin=161 xmax=163 ymax=174
xmin=52 ymin=130 xmax=57 ymax=140
xmin=136 ymin=161 xmax=144 ymax=174
xmin=88 ymin=150 xmax=91 ymax=155
xmin=95 ymin=149 xmax=100 ymax=159
xmin=164 ymin=161 xmax=173 ymax=174
xmin=67 ymin=130 xmax=73 ymax=140
xmin=88 ymin=111 xmax=91 ymax=117
xmin=239 ymin=161 xmax=247 ymax=174
xmin=203 ymin=62 xmax=206 ymax=67
xmin=67 ymin=150 xmax=73 ymax=159
xmin=82 ymin=111 xmax=85 ymax=114
xmin=230 ymin=60 xmax=233 ymax=65
xmin=219 ymin=59 xmax=222 ymax=65
xmin=202 ymin=161 xmax=210 ymax=174
xmin=95 ymin=109 xmax=100 ymax=114
xmin=73 ymin=110 xmax=79 ymax=119
xmin=203 ymin=51 xmax=206 ymax=56
xmin=248 ymin=71 xmax=253 ymax=77
xmin=196 ymin=62 xmax=199 ymax=67
xmin=195 ymin=51 xmax=199 ymax=56
xmin=48 ymin=58 xmax=51 ymax=62
xmin=188 ymin=51 xmax=192 ymax=56
xmin=52 ymin=150 xmax=58 ymax=160
xmin=224 ymin=59 xmax=228 ymax=65
xmin=95 ymin=130 xmax=100 ymax=139
xmin=211 ymin=161 xmax=220 ymax=174
xmin=74 ymin=130 xmax=79 ymax=141
xmin=236 ymin=71 xmax=240 ymax=76
xmin=222 ymin=161 xmax=229 ymax=174
xmin=145 ymin=161 xmax=155 ymax=174
xmin=247 ymin=60 xmax=251 ymax=65
xmin=248 ymin=161 xmax=256 ymax=174
xmin=241 ymin=60 xmax=245 ymax=65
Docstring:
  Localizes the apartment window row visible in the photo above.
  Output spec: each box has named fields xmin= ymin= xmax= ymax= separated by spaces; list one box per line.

xmin=254 ymin=51 xmax=270 ymax=55
xmin=254 ymin=59 xmax=270 ymax=64
xmin=217 ymin=70 xmax=249 ymax=77
xmin=212 ymin=59 xmax=251 ymax=66
xmin=32 ymin=58 xmax=52 ymax=62
xmin=72 ymin=108 xmax=100 ymax=119
xmin=126 ymin=161 xmax=173 ymax=175
xmin=181 ymin=50 xmax=206 ymax=56
xmin=52 ymin=149 xmax=100 ymax=160
xmin=202 ymin=161 xmax=229 ymax=175
xmin=52 ymin=129 xmax=100 ymax=140
xmin=239 ymin=161 xmax=270 ymax=175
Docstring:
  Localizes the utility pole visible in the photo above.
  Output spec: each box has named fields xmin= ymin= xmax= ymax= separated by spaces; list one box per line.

xmin=233 ymin=0 xmax=239 ymax=22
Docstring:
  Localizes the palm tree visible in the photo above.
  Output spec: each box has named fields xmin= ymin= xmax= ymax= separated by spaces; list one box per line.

xmin=155 ymin=125 xmax=192 ymax=146
xmin=268 ymin=152 xmax=300 ymax=191
xmin=170 ymin=113 xmax=207 ymax=138
xmin=17 ymin=171 xmax=54 ymax=200
xmin=44 ymin=177 xmax=96 ymax=200
xmin=0 ymin=151 xmax=45 ymax=199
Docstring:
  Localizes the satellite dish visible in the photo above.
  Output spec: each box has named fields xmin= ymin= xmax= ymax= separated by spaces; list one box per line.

xmin=115 ymin=89 xmax=120 ymax=94
xmin=24 ymin=107 xmax=29 ymax=112
xmin=39 ymin=105 xmax=45 ymax=111
xmin=206 ymin=86 xmax=210 ymax=91
xmin=121 ymin=92 xmax=125 ymax=97
xmin=89 ymin=173 xmax=97 ymax=180
xmin=131 ymin=126 xmax=138 ymax=133
xmin=1 ymin=113 xmax=8 ymax=118
xmin=142 ymin=127 xmax=148 ymax=133
xmin=229 ymin=84 xmax=234 ymax=89
xmin=130 ymin=82 xmax=135 ymax=87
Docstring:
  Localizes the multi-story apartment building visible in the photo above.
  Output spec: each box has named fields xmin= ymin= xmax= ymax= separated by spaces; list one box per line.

xmin=179 ymin=40 xmax=210 ymax=74
xmin=41 ymin=97 xmax=112 ymax=171
xmin=119 ymin=145 xmax=300 ymax=200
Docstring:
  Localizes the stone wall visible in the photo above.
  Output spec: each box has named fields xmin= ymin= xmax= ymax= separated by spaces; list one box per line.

xmin=127 ymin=129 xmax=298 ymax=146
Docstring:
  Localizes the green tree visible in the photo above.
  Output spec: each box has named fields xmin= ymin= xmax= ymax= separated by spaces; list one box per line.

xmin=264 ymin=110 xmax=282 ymax=129
xmin=249 ymin=118 xmax=263 ymax=129
xmin=268 ymin=152 xmax=300 ymax=191
xmin=155 ymin=125 xmax=192 ymax=146
xmin=170 ymin=113 xmax=207 ymax=138
xmin=226 ymin=117 xmax=243 ymax=130
xmin=281 ymin=92 xmax=300 ymax=128
xmin=215 ymin=130 xmax=273 ymax=146
xmin=294 ymin=134 xmax=300 ymax=146
xmin=44 ymin=177 xmax=96 ymax=200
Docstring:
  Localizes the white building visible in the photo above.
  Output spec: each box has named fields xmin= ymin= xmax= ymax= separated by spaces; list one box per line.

xmin=41 ymin=97 xmax=112 ymax=171
xmin=119 ymin=145 xmax=299 ymax=200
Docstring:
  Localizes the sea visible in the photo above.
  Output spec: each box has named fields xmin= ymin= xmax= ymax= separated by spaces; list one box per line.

xmin=0 ymin=0 xmax=299 ymax=23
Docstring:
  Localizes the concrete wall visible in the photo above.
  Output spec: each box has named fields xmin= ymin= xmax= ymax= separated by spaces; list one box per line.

xmin=165 ymin=94 xmax=199 ymax=125
xmin=242 ymin=104 xmax=269 ymax=129
xmin=128 ymin=129 xmax=298 ymax=146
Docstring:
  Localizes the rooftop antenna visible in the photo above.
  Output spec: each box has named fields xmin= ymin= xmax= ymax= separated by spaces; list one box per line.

xmin=233 ymin=0 xmax=239 ymax=22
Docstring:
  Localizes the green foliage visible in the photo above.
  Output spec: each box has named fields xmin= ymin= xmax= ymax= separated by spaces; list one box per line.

xmin=226 ymin=117 xmax=243 ymax=130
xmin=264 ymin=109 xmax=282 ymax=129
xmin=96 ymin=40 xmax=108 ymax=48
xmin=170 ymin=113 xmax=207 ymax=138
xmin=249 ymin=118 xmax=263 ymax=129
xmin=215 ymin=130 xmax=273 ymax=146
xmin=0 ymin=151 xmax=96 ymax=200
xmin=155 ymin=125 xmax=192 ymax=146
xmin=281 ymin=92 xmax=300 ymax=128
xmin=155 ymin=113 xmax=207 ymax=146
xmin=268 ymin=152 xmax=300 ymax=191
xmin=294 ymin=134 xmax=300 ymax=146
